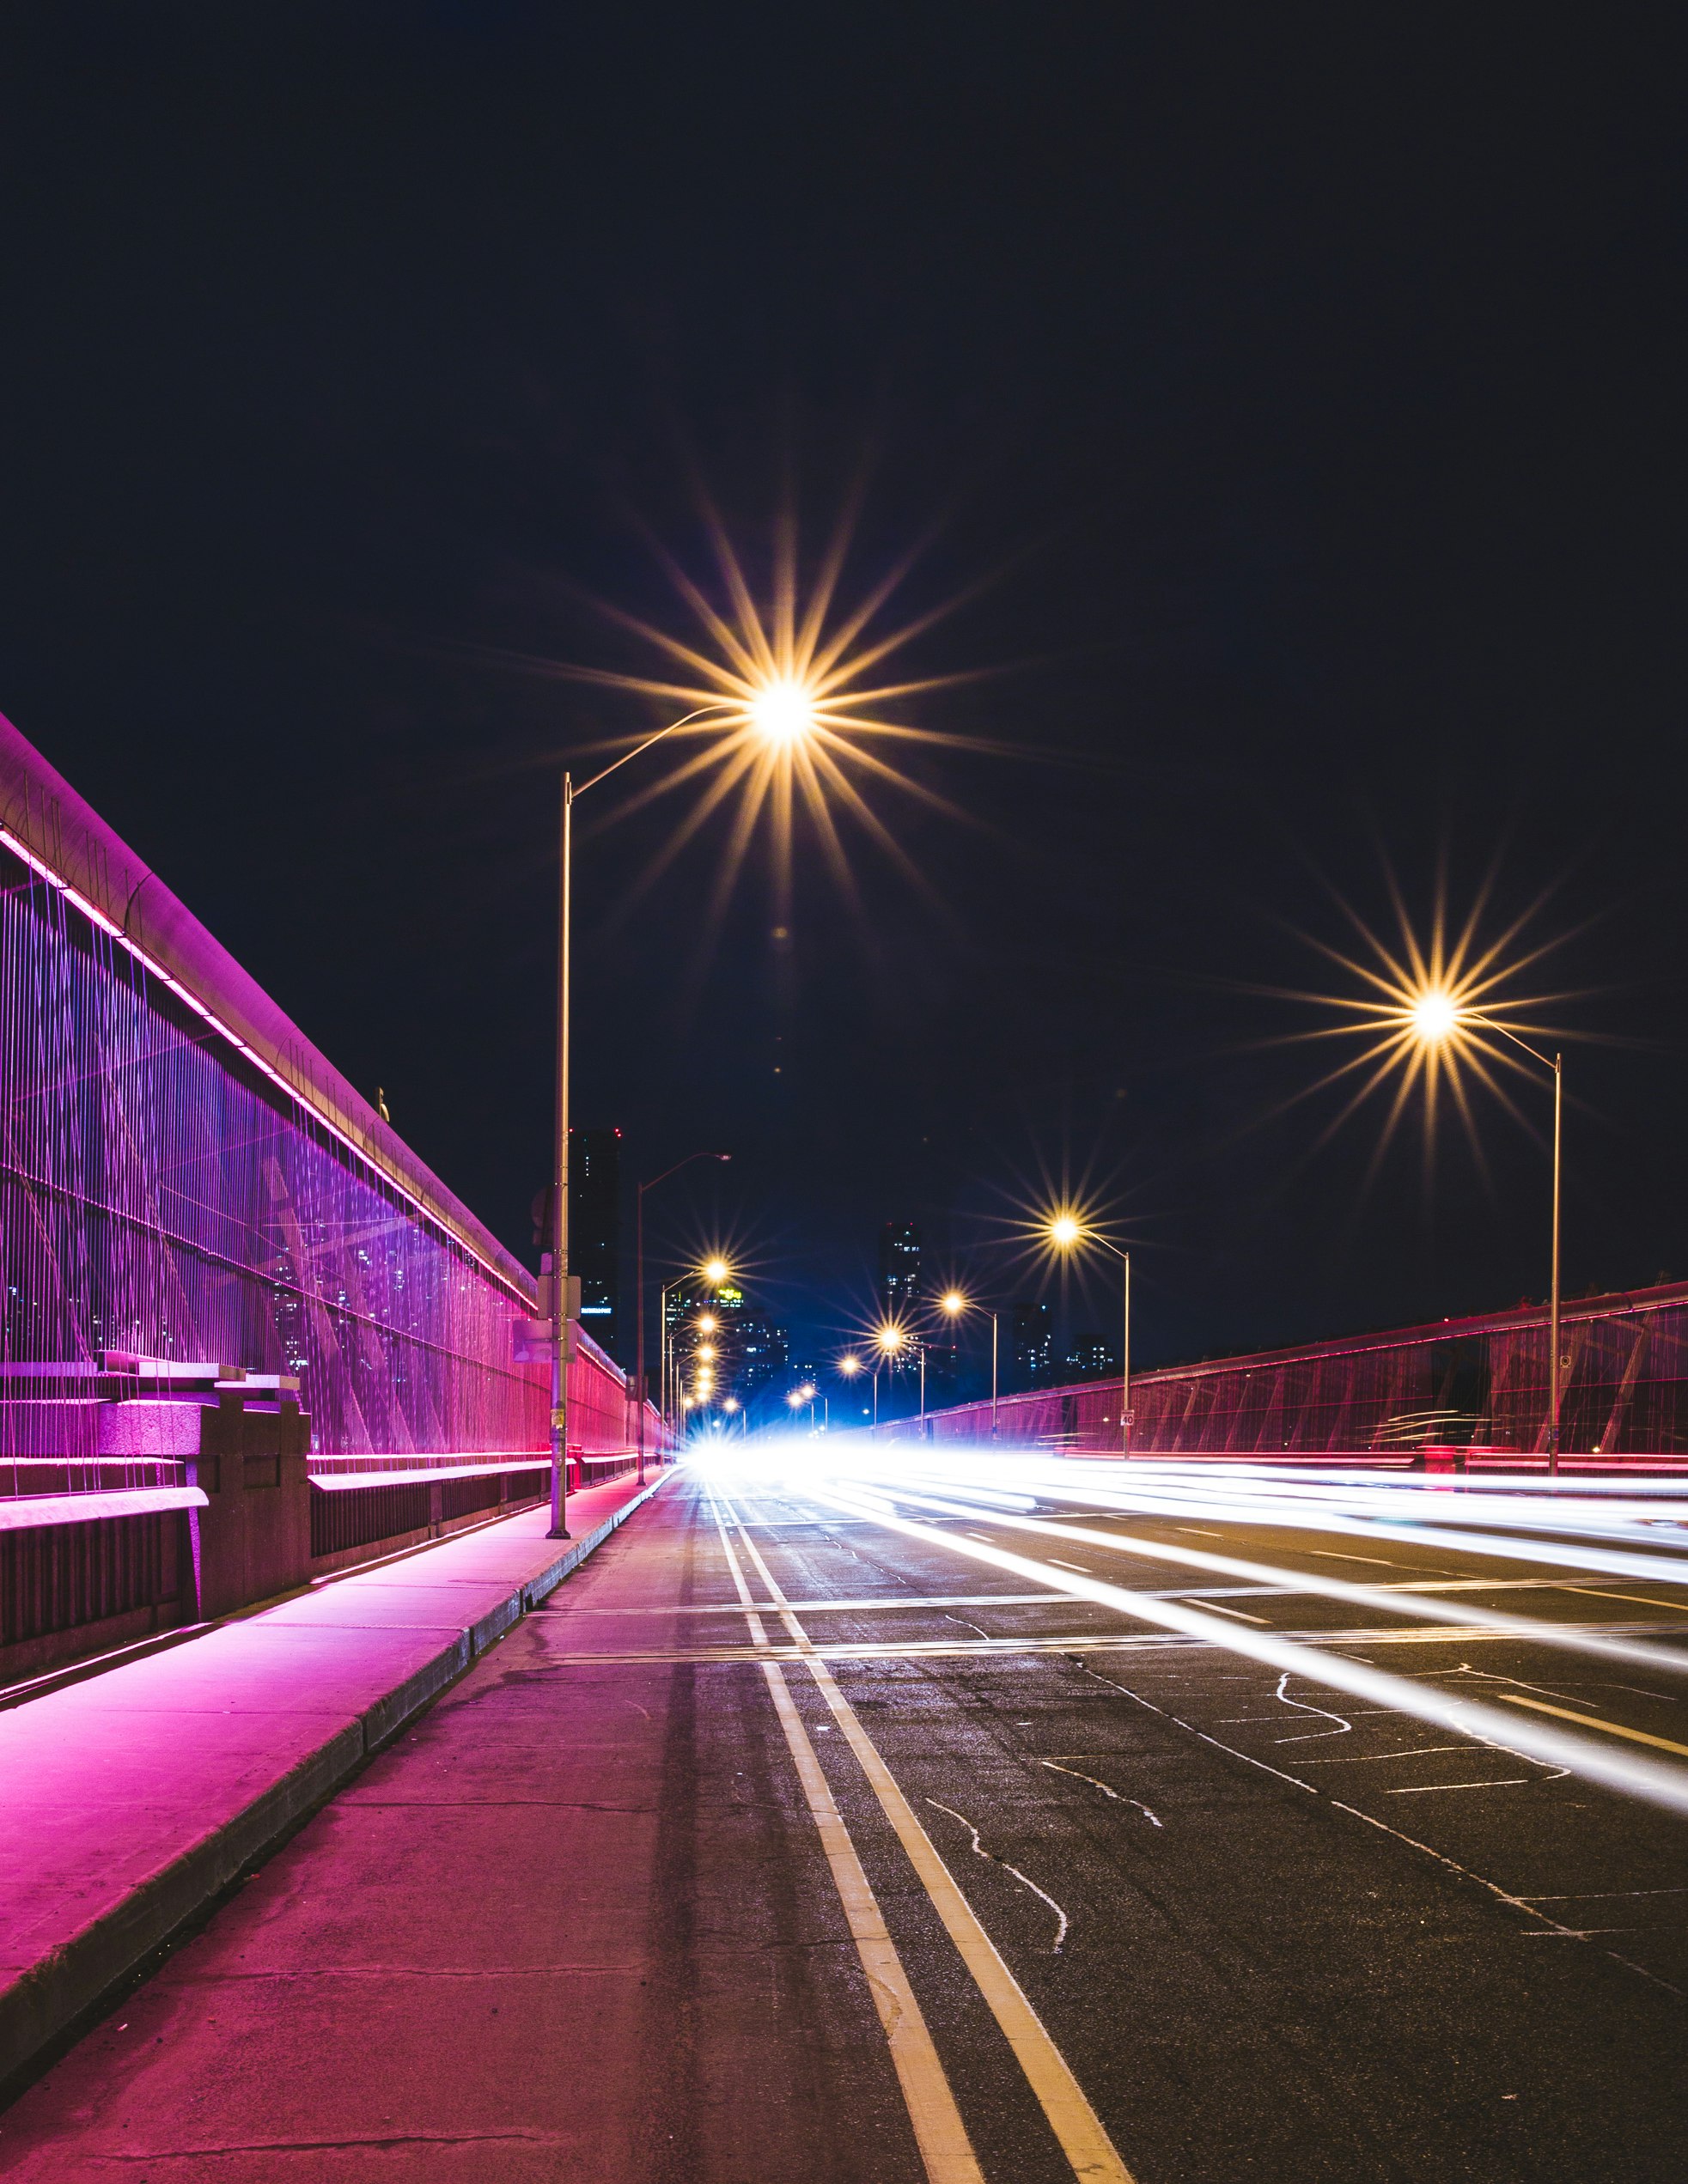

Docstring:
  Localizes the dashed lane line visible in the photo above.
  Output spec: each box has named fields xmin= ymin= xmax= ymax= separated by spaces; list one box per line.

xmin=706 ymin=1494 xmax=984 ymax=2184
xmin=726 ymin=1512 xmax=1137 ymax=2184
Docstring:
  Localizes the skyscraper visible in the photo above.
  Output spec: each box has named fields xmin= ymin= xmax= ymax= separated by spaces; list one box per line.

xmin=879 ymin=1220 xmax=921 ymax=1316
xmin=1010 ymin=1299 xmax=1054 ymax=1391
xmin=570 ymin=1128 xmax=621 ymax=1359
xmin=1065 ymin=1333 xmax=1119 ymax=1381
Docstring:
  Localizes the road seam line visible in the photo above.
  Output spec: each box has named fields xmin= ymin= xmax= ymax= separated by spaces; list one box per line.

xmin=728 ymin=1512 xmax=1136 ymax=2184
xmin=706 ymin=1495 xmax=984 ymax=2184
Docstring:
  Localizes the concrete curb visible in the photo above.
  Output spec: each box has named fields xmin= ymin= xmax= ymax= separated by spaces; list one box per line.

xmin=0 ymin=1469 xmax=670 ymax=2100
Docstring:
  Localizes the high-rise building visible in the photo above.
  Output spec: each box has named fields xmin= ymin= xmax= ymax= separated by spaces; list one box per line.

xmin=570 ymin=1128 xmax=621 ymax=1359
xmin=1065 ymin=1333 xmax=1119 ymax=1381
xmin=879 ymin=1220 xmax=921 ymax=1317
xmin=1009 ymin=1299 xmax=1054 ymax=1390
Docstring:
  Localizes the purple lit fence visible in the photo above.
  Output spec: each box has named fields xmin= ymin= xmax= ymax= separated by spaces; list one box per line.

xmin=881 ymin=1283 xmax=1688 ymax=1466
xmin=0 ymin=829 xmax=545 ymax=1472
xmin=0 ymin=715 xmax=661 ymax=1492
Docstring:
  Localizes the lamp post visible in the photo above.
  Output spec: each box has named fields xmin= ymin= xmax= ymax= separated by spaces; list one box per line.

xmin=661 ymin=1263 xmax=730 ymax=1446
xmin=547 ymin=705 xmax=732 ymax=1537
xmin=637 ymin=1153 xmax=730 ymax=1485
xmin=838 ymin=1352 xmax=863 ymax=1432
xmin=932 ymin=1288 xmax=999 ymax=1439
xmin=1414 ymin=1001 xmax=1565 ymax=1475
xmin=1046 ymin=1216 xmax=1131 ymax=1454
xmin=873 ymin=1323 xmax=905 ymax=1433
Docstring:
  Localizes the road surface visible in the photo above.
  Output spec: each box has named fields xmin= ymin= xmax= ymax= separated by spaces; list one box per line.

xmin=4 ymin=1453 xmax=1686 ymax=2181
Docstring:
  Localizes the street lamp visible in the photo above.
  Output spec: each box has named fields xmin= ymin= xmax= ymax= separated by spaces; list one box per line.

xmin=872 ymin=1323 xmax=905 ymax=1431
xmin=1046 ymin=1214 xmax=1131 ymax=1454
xmin=636 ymin=1151 xmax=730 ymax=1486
xmin=658 ymin=1270 xmax=732 ymax=1444
xmin=934 ymin=1288 xmax=1001 ymax=1436
xmin=548 ymin=687 xmax=818 ymax=1536
xmin=1411 ymin=998 xmax=1566 ymax=1473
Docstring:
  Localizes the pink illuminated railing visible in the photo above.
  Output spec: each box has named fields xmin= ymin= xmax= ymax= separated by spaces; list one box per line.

xmin=868 ymin=1283 xmax=1688 ymax=1466
xmin=0 ymin=713 xmax=667 ymax=1497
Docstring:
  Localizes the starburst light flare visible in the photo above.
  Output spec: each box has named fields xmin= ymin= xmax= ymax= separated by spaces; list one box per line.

xmin=535 ymin=487 xmax=995 ymax=939
xmin=1266 ymin=864 xmax=1584 ymax=1170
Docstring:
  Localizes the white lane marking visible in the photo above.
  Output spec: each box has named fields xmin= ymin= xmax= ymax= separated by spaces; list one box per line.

xmin=1308 ymin=1550 xmax=1401 ymax=1567
xmin=1061 ymin=1642 xmax=1688 ymax=2003
xmin=1188 ymin=1600 xmax=1269 ymax=1625
xmin=1040 ymin=1758 xmax=1162 ymax=1827
xmin=1271 ymin=1671 xmax=1353 ymax=1744
xmin=727 ymin=1508 xmax=1137 ymax=2184
xmin=1522 ymin=1887 xmax=1688 ymax=1901
xmin=1386 ymin=1779 xmax=1533 ymax=1793
xmin=1049 ymin=1558 xmax=1093 ymax=1574
xmin=706 ymin=1495 xmax=984 ymax=2184
xmin=927 ymin=1800 xmax=1070 ymax=1955
xmin=1173 ymin=1526 xmax=1223 ymax=1537
xmin=1297 ymin=1745 xmax=1477 ymax=1766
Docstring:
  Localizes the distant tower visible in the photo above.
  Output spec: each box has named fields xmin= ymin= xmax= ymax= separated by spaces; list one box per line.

xmin=879 ymin=1220 xmax=921 ymax=1318
xmin=569 ymin=1128 xmax=622 ymax=1359
xmin=1010 ymin=1300 xmax=1054 ymax=1391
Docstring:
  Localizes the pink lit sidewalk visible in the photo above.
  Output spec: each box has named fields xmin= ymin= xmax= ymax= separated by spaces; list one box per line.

xmin=0 ymin=1468 xmax=673 ymax=2094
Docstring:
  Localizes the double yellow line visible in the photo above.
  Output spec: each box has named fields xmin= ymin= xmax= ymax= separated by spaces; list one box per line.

xmin=708 ymin=1491 xmax=1133 ymax=2184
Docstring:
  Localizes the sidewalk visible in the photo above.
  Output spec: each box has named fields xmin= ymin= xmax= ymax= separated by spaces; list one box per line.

xmin=0 ymin=1466 xmax=672 ymax=2095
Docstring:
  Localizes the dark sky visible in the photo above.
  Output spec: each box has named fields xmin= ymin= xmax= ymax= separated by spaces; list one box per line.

xmin=3 ymin=6 xmax=1685 ymax=1384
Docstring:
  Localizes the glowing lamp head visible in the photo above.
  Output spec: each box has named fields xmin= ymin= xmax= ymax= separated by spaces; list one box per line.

xmin=696 ymin=1343 xmax=716 ymax=1362
xmin=838 ymin=1354 xmax=862 ymax=1378
xmin=697 ymin=1313 xmax=717 ymax=1334
xmin=702 ymin=1258 xmax=729 ymax=1286
xmin=876 ymin=1324 xmax=904 ymax=1355
xmin=1411 ymin=990 xmax=1460 ymax=1045
xmin=1047 ymin=1214 xmax=1083 ymax=1250
xmin=787 ymin=1388 xmax=804 ymax=1408
xmin=749 ymin=677 xmax=818 ymax=747
xmin=722 ymin=1397 xmax=739 ymax=1413
xmin=940 ymin=1290 xmax=966 ymax=1317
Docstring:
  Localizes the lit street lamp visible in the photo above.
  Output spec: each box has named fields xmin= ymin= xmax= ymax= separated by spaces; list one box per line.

xmin=1046 ymin=1214 xmax=1131 ymax=1454
xmin=872 ymin=1323 xmax=905 ymax=1431
xmin=1411 ymin=996 xmax=1566 ymax=1473
xmin=636 ymin=1152 xmax=730 ymax=1486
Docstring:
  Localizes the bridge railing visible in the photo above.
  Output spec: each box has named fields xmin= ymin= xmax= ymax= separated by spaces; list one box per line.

xmin=0 ymin=714 xmax=669 ymax=1686
xmin=859 ymin=1281 xmax=1688 ymax=1470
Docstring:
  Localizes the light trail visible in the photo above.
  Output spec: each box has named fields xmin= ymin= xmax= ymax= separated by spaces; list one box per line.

xmin=822 ymin=1451 xmax=1688 ymax=1591
xmin=801 ymin=1481 xmax=1688 ymax=1822
xmin=838 ymin=1483 xmax=1688 ymax=1682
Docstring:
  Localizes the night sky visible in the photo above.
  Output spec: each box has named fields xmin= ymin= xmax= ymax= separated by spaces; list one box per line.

xmin=3 ymin=8 xmax=1685 ymax=1386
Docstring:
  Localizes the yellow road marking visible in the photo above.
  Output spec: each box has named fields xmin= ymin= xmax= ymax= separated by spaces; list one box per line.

xmin=708 ymin=1499 xmax=984 ymax=2184
xmin=1562 ymin=1585 xmax=1688 ymax=1615
xmin=1497 ymin=1693 xmax=1688 ymax=1760
xmin=728 ymin=1513 xmax=1136 ymax=2184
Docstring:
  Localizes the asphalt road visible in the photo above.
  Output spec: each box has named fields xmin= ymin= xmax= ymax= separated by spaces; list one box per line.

xmin=4 ymin=1457 xmax=1686 ymax=2181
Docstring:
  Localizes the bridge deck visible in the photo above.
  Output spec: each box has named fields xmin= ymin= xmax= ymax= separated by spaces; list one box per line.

xmin=3 ymin=1467 xmax=1686 ymax=2181
xmin=0 ymin=1473 xmax=664 ymax=2102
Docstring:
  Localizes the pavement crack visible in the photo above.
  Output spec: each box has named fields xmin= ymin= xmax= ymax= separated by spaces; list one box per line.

xmin=1271 ymin=1670 xmax=1353 ymax=1743
xmin=1039 ymin=1757 xmax=1161 ymax=1825
xmin=99 ymin=2131 xmax=553 ymax=2160
xmin=925 ymin=1798 xmax=1069 ymax=1953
